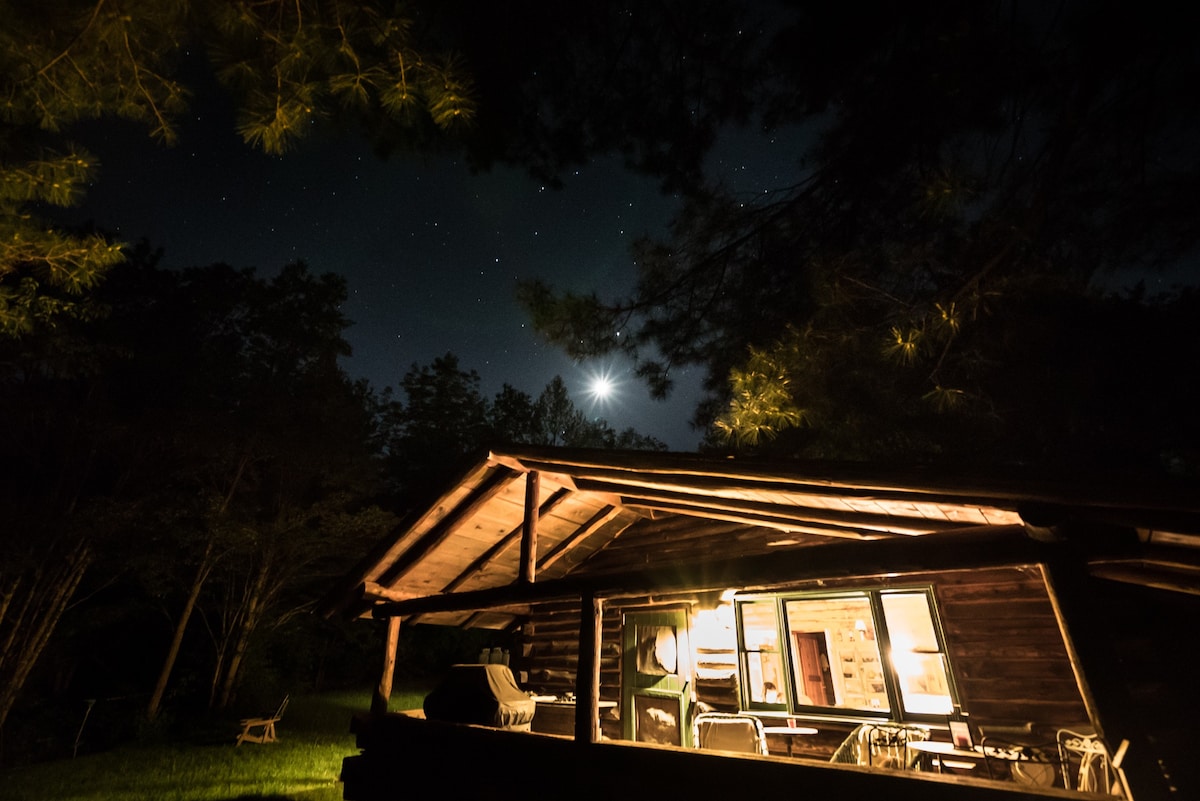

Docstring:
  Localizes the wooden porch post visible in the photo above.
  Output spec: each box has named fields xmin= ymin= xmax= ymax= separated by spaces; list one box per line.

xmin=519 ymin=471 xmax=540 ymax=584
xmin=370 ymin=616 xmax=402 ymax=715
xmin=574 ymin=592 xmax=603 ymax=744
xmin=1042 ymin=548 xmax=1164 ymax=799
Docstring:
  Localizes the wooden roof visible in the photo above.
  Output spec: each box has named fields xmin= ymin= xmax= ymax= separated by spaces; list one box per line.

xmin=325 ymin=447 xmax=1200 ymax=628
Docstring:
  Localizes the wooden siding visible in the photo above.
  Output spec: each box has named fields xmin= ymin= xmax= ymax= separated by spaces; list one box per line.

xmin=933 ymin=566 xmax=1089 ymax=726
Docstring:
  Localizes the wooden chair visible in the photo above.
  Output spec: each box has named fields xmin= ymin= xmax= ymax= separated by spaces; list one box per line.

xmin=236 ymin=695 xmax=289 ymax=746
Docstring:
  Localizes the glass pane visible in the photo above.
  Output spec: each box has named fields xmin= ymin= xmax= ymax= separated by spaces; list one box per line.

xmin=882 ymin=592 xmax=954 ymax=715
xmin=737 ymin=600 xmax=785 ymax=705
xmin=636 ymin=625 xmax=678 ymax=676
xmin=784 ymin=596 xmax=889 ymax=713
xmin=633 ymin=694 xmax=682 ymax=745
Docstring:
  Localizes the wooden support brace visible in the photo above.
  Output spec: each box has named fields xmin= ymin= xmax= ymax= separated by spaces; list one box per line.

xmin=371 ymin=616 xmax=401 ymax=715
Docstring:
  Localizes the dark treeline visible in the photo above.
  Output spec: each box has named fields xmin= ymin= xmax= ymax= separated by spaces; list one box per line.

xmin=0 ymin=246 xmax=662 ymax=763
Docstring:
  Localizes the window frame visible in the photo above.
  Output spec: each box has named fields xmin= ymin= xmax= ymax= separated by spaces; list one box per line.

xmin=735 ymin=586 xmax=960 ymax=723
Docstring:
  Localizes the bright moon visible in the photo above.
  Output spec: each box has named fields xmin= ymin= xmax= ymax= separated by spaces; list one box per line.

xmin=589 ymin=375 xmax=614 ymax=401
xmin=584 ymin=366 xmax=622 ymax=406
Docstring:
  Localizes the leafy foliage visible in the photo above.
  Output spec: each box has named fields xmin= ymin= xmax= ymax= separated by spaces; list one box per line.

xmin=0 ymin=0 xmax=472 ymax=339
xmin=413 ymin=0 xmax=756 ymax=191
xmin=204 ymin=0 xmax=474 ymax=154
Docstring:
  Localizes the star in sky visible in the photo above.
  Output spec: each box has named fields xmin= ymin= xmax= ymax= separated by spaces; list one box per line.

xmin=66 ymin=110 xmax=715 ymax=448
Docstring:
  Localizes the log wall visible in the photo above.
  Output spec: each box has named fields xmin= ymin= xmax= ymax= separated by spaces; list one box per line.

xmin=514 ymin=563 xmax=1088 ymax=752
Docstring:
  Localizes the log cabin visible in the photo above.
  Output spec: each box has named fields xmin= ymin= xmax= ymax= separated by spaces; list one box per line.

xmin=322 ymin=446 xmax=1200 ymax=801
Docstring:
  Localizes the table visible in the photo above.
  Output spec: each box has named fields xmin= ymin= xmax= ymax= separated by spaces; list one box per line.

xmin=908 ymin=740 xmax=1058 ymax=784
xmin=907 ymin=740 xmax=984 ymax=772
xmin=762 ymin=724 xmax=819 ymax=757
xmin=532 ymin=699 xmax=617 ymax=736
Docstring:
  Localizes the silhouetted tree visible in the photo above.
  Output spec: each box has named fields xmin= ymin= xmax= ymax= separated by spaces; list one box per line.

xmin=518 ymin=1 xmax=1200 ymax=473
xmin=488 ymin=383 xmax=540 ymax=445
xmin=0 ymin=253 xmax=395 ymax=727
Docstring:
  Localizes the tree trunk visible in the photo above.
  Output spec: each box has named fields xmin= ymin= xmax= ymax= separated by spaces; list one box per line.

xmin=145 ymin=537 xmax=216 ymax=722
xmin=215 ymin=557 xmax=272 ymax=710
xmin=0 ymin=539 xmax=91 ymax=730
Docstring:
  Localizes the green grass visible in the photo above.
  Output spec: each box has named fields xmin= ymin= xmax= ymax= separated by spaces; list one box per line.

xmin=0 ymin=687 xmax=431 ymax=801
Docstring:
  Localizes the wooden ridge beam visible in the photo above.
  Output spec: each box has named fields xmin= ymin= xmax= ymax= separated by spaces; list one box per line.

xmin=442 ymin=488 xmax=571 ymax=594
xmin=405 ymin=487 xmax=572 ymax=626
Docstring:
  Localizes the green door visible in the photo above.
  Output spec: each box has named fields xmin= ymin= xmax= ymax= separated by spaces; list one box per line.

xmin=621 ymin=608 xmax=692 ymax=746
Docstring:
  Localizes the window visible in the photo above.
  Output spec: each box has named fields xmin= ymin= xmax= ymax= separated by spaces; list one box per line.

xmin=736 ymin=588 xmax=956 ymax=720
xmin=881 ymin=592 xmax=954 ymax=715
xmin=633 ymin=693 xmax=683 ymax=745
xmin=785 ymin=595 xmax=887 ymax=712
xmin=736 ymin=599 xmax=787 ymax=709
xmin=635 ymin=625 xmax=679 ymax=676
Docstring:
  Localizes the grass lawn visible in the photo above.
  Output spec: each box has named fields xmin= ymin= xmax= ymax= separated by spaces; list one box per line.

xmin=0 ymin=687 xmax=429 ymax=801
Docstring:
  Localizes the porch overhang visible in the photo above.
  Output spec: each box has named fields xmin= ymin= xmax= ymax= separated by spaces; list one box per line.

xmin=322 ymin=446 xmax=1200 ymax=627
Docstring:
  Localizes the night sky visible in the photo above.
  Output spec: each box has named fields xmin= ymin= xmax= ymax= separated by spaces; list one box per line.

xmin=62 ymin=109 xmax=744 ymax=451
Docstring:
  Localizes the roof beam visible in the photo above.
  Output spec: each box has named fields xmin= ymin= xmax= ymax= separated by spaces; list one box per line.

xmin=537 ymin=504 xmax=621 ymax=571
xmin=573 ymin=479 xmax=1008 ymax=536
xmin=376 ymin=466 xmax=519 ymax=587
xmin=442 ymin=488 xmax=571 ymax=594
xmin=519 ymin=471 xmax=540 ymax=583
xmin=619 ymin=500 xmax=885 ymax=539
xmin=369 ymin=525 xmax=1116 ymax=618
xmin=495 ymin=446 xmax=1200 ymax=522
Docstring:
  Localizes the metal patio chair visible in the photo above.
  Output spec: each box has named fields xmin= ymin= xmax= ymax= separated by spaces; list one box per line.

xmin=1058 ymin=727 xmax=1130 ymax=796
xmin=830 ymin=722 xmax=929 ymax=770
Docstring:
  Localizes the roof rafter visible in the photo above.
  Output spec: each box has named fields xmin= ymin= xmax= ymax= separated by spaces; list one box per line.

xmin=376 ymin=465 xmax=519 ymax=587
